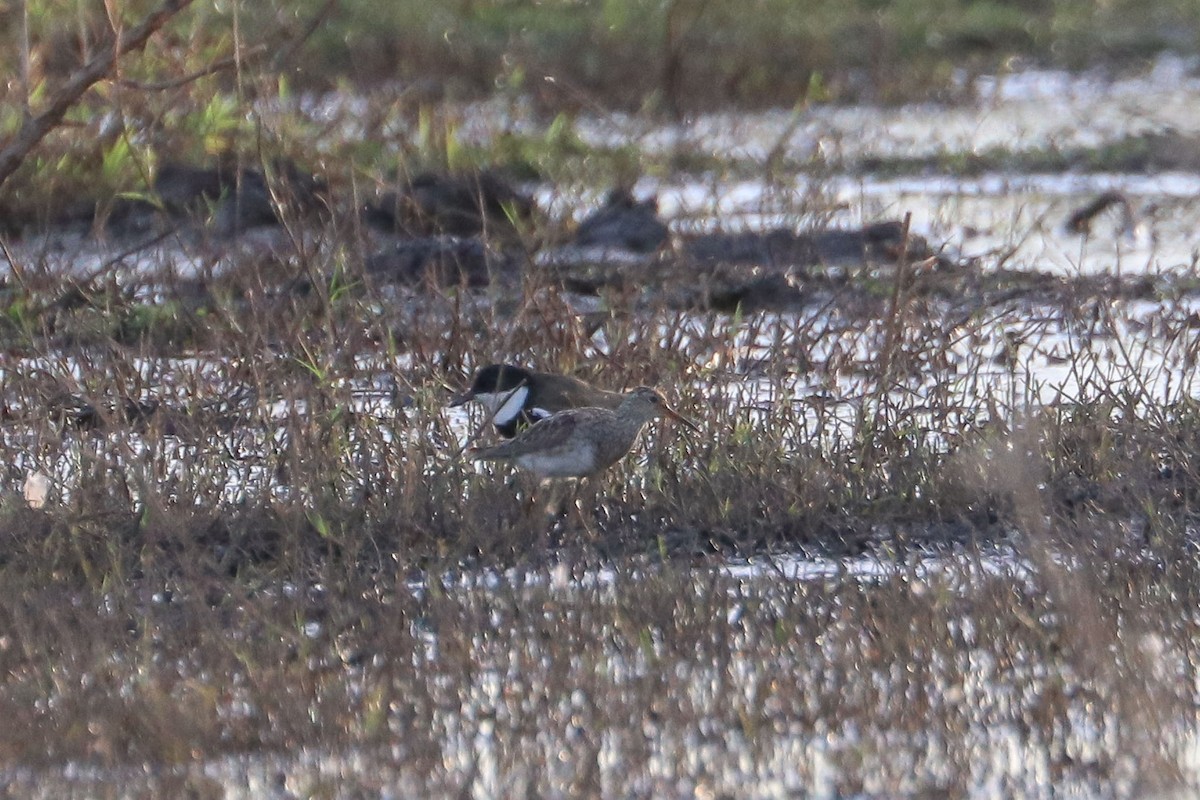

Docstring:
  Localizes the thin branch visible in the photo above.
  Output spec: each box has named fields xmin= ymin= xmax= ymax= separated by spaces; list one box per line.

xmin=0 ymin=0 xmax=195 ymax=190
xmin=271 ymin=0 xmax=339 ymax=73
xmin=115 ymin=49 xmax=264 ymax=92
xmin=18 ymin=0 xmax=31 ymax=119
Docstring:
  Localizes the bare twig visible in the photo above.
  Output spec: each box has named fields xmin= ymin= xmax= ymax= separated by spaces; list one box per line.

xmin=870 ymin=211 xmax=914 ymax=437
xmin=115 ymin=48 xmax=264 ymax=92
xmin=270 ymin=0 xmax=339 ymax=72
xmin=0 ymin=0 xmax=196 ymax=190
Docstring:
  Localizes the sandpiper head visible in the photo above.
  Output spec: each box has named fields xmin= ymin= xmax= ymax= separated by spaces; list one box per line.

xmin=620 ymin=387 xmax=700 ymax=431
xmin=449 ymin=364 xmax=534 ymax=406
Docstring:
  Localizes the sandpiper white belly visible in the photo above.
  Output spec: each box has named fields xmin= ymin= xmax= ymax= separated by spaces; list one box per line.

xmin=513 ymin=442 xmax=598 ymax=479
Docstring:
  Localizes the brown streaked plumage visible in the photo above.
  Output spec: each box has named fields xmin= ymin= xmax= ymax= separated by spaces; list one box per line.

xmin=471 ymin=387 xmax=697 ymax=479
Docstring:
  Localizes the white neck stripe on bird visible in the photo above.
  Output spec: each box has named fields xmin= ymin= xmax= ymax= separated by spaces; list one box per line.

xmin=475 ymin=386 xmax=530 ymax=427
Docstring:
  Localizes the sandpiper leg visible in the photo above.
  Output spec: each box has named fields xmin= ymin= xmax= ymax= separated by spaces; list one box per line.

xmin=538 ymin=480 xmax=567 ymax=551
xmin=514 ymin=476 xmax=556 ymax=554
xmin=539 ymin=480 xmax=595 ymax=541
xmin=571 ymin=478 xmax=603 ymax=540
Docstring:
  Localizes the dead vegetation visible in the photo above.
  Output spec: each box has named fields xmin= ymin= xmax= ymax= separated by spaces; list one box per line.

xmin=0 ymin=180 xmax=1198 ymax=793
xmin=0 ymin=3 xmax=1199 ymax=796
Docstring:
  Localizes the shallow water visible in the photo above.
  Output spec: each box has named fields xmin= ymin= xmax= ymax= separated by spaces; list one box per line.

xmin=1 ymin=547 xmax=1191 ymax=799
xmin=5 ymin=276 xmax=1199 ymax=507
xmin=10 ymin=58 xmax=1200 ymax=285
xmin=5 ymin=61 xmax=1200 ymax=800
xmin=564 ymin=55 xmax=1200 ymax=163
